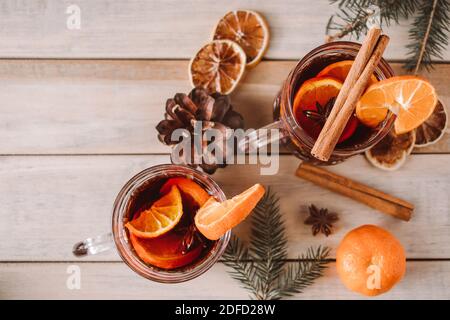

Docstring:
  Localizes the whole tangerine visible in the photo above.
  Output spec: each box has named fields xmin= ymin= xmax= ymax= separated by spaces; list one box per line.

xmin=336 ymin=225 xmax=406 ymax=296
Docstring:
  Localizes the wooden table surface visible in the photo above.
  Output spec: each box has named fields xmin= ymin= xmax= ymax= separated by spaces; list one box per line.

xmin=1 ymin=0 xmax=449 ymax=300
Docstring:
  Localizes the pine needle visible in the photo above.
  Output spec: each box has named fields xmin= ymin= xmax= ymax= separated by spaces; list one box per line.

xmin=324 ymin=0 xmax=450 ymax=71
xmin=326 ymin=0 xmax=420 ymax=41
xmin=249 ymin=188 xmax=288 ymax=300
xmin=222 ymin=187 xmax=331 ymax=300
xmin=277 ymin=246 xmax=331 ymax=298
xmin=222 ymin=234 xmax=260 ymax=300
xmin=404 ymin=0 xmax=450 ymax=73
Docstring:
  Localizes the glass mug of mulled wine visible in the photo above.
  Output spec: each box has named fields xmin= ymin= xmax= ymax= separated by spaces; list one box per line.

xmin=245 ymin=41 xmax=396 ymax=165
xmin=73 ymin=164 xmax=230 ymax=283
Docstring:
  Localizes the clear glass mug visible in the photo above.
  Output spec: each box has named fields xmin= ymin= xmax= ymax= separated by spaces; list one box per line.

xmin=245 ymin=41 xmax=396 ymax=165
xmin=72 ymin=164 xmax=230 ymax=283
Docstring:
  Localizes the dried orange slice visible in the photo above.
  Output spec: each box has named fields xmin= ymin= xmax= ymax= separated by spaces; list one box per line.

xmin=212 ymin=10 xmax=269 ymax=68
xmin=317 ymin=60 xmax=378 ymax=86
xmin=293 ymin=76 xmax=343 ymax=115
xmin=414 ymin=100 xmax=448 ymax=148
xmin=365 ymin=130 xmax=415 ymax=171
xmin=125 ymin=185 xmax=183 ymax=239
xmin=356 ymin=76 xmax=438 ymax=134
xmin=195 ymin=184 xmax=265 ymax=240
xmin=160 ymin=177 xmax=210 ymax=207
xmin=189 ymin=40 xmax=246 ymax=94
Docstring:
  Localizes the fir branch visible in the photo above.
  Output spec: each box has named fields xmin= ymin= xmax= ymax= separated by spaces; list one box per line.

xmin=326 ymin=0 xmax=450 ymax=71
xmin=277 ymin=246 xmax=331 ymax=298
xmin=222 ymin=187 xmax=331 ymax=300
xmin=332 ymin=0 xmax=419 ymax=24
xmin=326 ymin=0 xmax=420 ymax=41
xmin=222 ymin=234 xmax=260 ymax=299
xmin=404 ymin=0 xmax=450 ymax=73
xmin=249 ymin=188 xmax=288 ymax=300
xmin=326 ymin=4 xmax=373 ymax=41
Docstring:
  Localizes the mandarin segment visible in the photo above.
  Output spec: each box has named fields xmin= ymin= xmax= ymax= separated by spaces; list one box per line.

xmin=356 ymin=84 xmax=391 ymax=128
xmin=195 ymin=184 xmax=265 ymax=240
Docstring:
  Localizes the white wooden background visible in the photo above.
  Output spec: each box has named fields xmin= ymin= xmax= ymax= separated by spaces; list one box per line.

xmin=0 ymin=0 xmax=449 ymax=299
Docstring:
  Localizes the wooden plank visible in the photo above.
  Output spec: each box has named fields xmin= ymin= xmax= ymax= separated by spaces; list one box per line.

xmin=0 ymin=261 xmax=449 ymax=299
xmin=0 ymin=0 xmax=444 ymax=60
xmin=1 ymin=155 xmax=449 ymax=261
xmin=0 ymin=60 xmax=449 ymax=154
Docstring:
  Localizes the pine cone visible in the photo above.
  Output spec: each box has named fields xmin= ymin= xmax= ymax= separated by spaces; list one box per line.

xmin=156 ymin=87 xmax=244 ymax=174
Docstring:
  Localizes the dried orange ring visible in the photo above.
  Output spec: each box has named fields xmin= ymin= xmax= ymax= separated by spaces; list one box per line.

xmin=212 ymin=10 xmax=270 ymax=68
xmin=189 ymin=39 xmax=246 ymax=94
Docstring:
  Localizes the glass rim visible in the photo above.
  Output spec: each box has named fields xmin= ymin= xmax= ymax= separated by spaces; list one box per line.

xmin=111 ymin=164 xmax=230 ymax=283
xmin=281 ymin=41 xmax=396 ymax=157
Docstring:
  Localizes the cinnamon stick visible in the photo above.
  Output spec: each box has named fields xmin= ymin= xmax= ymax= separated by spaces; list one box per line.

xmin=311 ymin=32 xmax=390 ymax=162
xmin=296 ymin=162 xmax=414 ymax=221
xmin=319 ymin=27 xmax=381 ymax=134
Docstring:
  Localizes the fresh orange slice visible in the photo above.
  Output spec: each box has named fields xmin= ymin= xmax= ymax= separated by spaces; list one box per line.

xmin=317 ymin=60 xmax=378 ymax=86
xmin=129 ymin=232 xmax=202 ymax=270
xmin=195 ymin=184 xmax=265 ymax=240
xmin=125 ymin=185 xmax=183 ymax=239
xmin=212 ymin=10 xmax=269 ymax=68
xmin=293 ymin=76 xmax=343 ymax=117
xmin=160 ymin=177 xmax=210 ymax=207
xmin=356 ymin=76 xmax=438 ymax=134
xmin=189 ymin=40 xmax=246 ymax=94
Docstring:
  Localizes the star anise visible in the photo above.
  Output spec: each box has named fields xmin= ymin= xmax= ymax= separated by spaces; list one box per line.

xmin=303 ymin=97 xmax=336 ymax=125
xmin=304 ymin=204 xmax=339 ymax=237
xmin=178 ymin=224 xmax=207 ymax=254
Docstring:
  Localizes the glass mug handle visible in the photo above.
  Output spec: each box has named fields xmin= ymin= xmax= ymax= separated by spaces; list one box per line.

xmin=238 ymin=120 xmax=287 ymax=153
xmin=72 ymin=233 xmax=114 ymax=257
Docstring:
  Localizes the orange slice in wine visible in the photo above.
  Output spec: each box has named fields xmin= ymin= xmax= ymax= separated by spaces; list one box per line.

xmin=317 ymin=60 xmax=378 ymax=86
xmin=356 ymin=76 xmax=438 ymax=133
xmin=125 ymin=185 xmax=183 ymax=239
xmin=195 ymin=184 xmax=265 ymax=240
xmin=293 ymin=76 xmax=343 ymax=116
xmin=129 ymin=232 xmax=202 ymax=270
xmin=160 ymin=177 xmax=210 ymax=207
